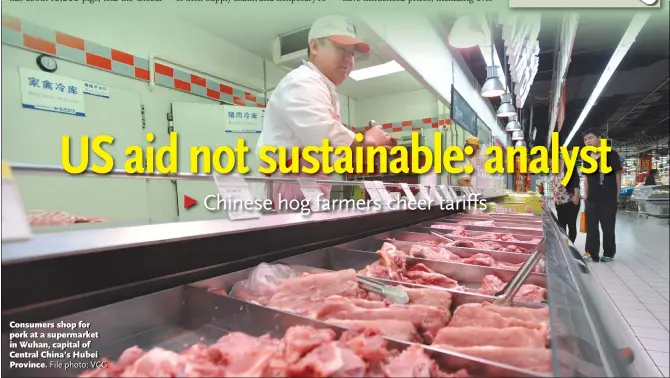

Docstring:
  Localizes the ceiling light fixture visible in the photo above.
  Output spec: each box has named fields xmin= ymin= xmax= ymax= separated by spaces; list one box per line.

xmin=562 ymin=13 xmax=650 ymax=147
xmin=498 ymin=93 xmax=516 ymax=117
xmin=479 ymin=45 xmax=507 ymax=91
xmin=512 ymin=130 xmax=524 ymax=141
xmin=482 ymin=66 xmax=505 ymax=98
xmin=449 ymin=15 xmax=486 ymax=49
xmin=497 ymin=53 xmax=516 ymax=117
xmin=481 ymin=18 xmax=505 ymax=98
xmin=506 ymin=114 xmax=521 ymax=132
xmin=349 ymin=60 xmax=405 ymax=81
xmin=515 ymin=140 xmax=526 ymax=148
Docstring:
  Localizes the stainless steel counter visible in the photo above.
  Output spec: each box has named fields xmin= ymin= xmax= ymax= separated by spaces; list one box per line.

xmin=1 ymin=199 xmax=649 ymax=377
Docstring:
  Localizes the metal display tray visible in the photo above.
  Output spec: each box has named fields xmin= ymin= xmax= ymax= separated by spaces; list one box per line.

xmin=450 ymin=212 xmax=542 ymax=219
xmin=451 ymin=214 xmax=543 ymax=225
xmin=408 ymin=227 xmax=542 ymax=246
xmin=371 ymin=230 xmax=542 ymax=255
xmin=275 ymin=246 xmax=547 ymax=293
xmin=428 ymin=218 xmax=544 ymax=230
xmin=0 ymin=284 xmax=545 ymax=378
xmin=421 ymin=222 xmax=544 ymax=237
xmin=339 ymin=235 xmax=535 ymax=265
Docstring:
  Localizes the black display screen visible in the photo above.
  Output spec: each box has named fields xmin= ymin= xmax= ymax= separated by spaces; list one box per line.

xmin=451 ymin=85 xmax=478 ymax=137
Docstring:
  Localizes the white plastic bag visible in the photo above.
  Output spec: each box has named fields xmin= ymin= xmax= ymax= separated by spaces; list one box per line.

xmin=230 ymin=263 xmax=298 ymax=304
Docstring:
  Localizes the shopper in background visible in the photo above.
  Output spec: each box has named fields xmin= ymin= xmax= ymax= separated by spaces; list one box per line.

xmin=257 ymin=16 xmax=395 ymax=206
xmin=644 ymin=169 xmax=658 ymax=186
xmin=551 ymin=157 xmax=580 ymax=243
xmin=582 ymin=128 xmax=623 ymax=263
xmin=455 ymin=137 xmax=481 ymax=187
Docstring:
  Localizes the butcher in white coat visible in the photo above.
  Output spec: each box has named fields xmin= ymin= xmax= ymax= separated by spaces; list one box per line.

xmin=256 ymin=15 xmax=395 ymax=209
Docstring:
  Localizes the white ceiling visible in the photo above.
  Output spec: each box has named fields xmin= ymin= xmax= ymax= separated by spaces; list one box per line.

xmin=176 ymin=11 xmax=424 ymax=99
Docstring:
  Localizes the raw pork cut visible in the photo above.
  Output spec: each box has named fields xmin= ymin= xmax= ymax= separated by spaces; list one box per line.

xmin=477 ymin=275 xmax=547 ymax=303
xmin=230 ymin=263 xmax=454 ymax=343
xmin=358 ymin=243 xmax=466 ymax=291
xmin=81 ymin=326 xmax=470 ymax=378
xmin=433 ymin=345 xmax=552 ymax=373
xmin=409 ymin=244 xmax=462 ymax=262
xmin=430 ymin=224 xmax=464 ymax=231
xmin=327 ymin=319 xmax=421 ymax=343
xmin=462 ymin=253 xmax=496 ymax=267
xmin=27 ymin=210 xmax=111 ymax=227
xmin=315 ymin=295 xmax=449 ymax=343
xmin=459 ymin=253 xmax=544 ymax=273
xmin=447 ymin=303 xmax=549 ymax=332
xmin=432 ymin=326 xmax=546 ymax=348
xmin=403 ymin=264 xmax=464 ymax=290
xmin=430 ymin=302 xmax=552 ymax=373
xmin=266 ymin=269 xmax=361 ymax=315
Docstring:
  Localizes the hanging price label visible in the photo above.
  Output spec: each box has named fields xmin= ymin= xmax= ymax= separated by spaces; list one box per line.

xmin=417 ymin=185 xmax=431 ymax=203
xmin=429 ymin=186 xmax=444 ymax=203
xmin=212 ymin=173 xmax=261 ymax=221
xmin=446 ymin=186 xmax=458 ymax=200
xmin=438 ymin=185 xmax=453 ymax=201
xmin=363 ymin=181 xmax=383 ymax=207
xmin=399 ymin=183 xmax=417 ymax=203
xmin=374 ymin=181 xmax=393 ymax=208
xmin=1 ymin=161 xmax=32 ymax=242
xmin=297 ymin=178 xmax=325 ymax=213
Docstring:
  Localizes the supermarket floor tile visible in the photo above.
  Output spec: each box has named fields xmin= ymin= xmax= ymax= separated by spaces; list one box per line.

xmin=650 ymin=351 xmax=670 ymax=368
xmin=571 ymin=210 xmax=670 ymax=373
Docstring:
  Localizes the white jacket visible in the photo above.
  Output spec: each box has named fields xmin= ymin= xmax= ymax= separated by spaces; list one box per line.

xmin=256 ymin=61 xmax=355 ymax=167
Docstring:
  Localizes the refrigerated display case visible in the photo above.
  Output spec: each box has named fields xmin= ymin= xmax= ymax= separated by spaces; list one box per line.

xmin=1 ymin=192 xmax=656 ymax=377
xmin=632 ymin=184 xmax=670 ymax=218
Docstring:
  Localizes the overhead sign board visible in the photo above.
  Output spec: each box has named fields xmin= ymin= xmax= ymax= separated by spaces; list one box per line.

xmin=20 ymin=68 xmax=85 ymax=117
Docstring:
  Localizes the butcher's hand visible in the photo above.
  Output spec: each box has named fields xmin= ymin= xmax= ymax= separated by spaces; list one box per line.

xmin=364 ymin=125 xmax=396 ymax=150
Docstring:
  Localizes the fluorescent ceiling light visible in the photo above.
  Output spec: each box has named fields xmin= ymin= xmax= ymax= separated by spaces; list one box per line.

xmin=562 ymin=13 xmax=650 ymax=147
xmin=349 ymin=60 xmax=405 ymax=81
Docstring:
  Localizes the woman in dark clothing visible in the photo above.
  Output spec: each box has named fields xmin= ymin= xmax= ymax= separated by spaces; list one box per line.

xmin=552 ymin=158 xmax=581 ymax=243
xmin=644 ymin=169 xmax=658 ymax=186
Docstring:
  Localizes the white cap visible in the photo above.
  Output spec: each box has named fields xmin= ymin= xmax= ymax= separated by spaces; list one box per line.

xmin=308 ymin=15 xmax=370 ymax=54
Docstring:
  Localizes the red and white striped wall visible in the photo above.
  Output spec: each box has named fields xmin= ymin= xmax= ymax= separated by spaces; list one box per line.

xmin=1 ymin=14 xmax=454 ymax=133
xmin=1 ymin=14 xmax=267 ymax=108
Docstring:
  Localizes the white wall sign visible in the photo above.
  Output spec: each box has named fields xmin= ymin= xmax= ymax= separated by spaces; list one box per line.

xmin=19 ymin=67 xmax=85 ymax=117
xmin=223 ymin=105 xmax=263 ymax=134
xmin=212 ymin=173 xmax=261 ymax=221
xmin=83 ymin=82 xmax=110 ymax=98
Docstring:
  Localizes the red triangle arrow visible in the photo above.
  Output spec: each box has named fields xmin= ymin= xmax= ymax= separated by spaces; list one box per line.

xmin=184 ymin=195 xmax=197 ymax=209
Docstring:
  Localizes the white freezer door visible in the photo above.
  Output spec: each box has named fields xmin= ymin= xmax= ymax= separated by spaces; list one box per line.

xmin=1 ymin=61 xmax=150 ymax=221
xmin=171 ymin=102 xmax=267 ymax=221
